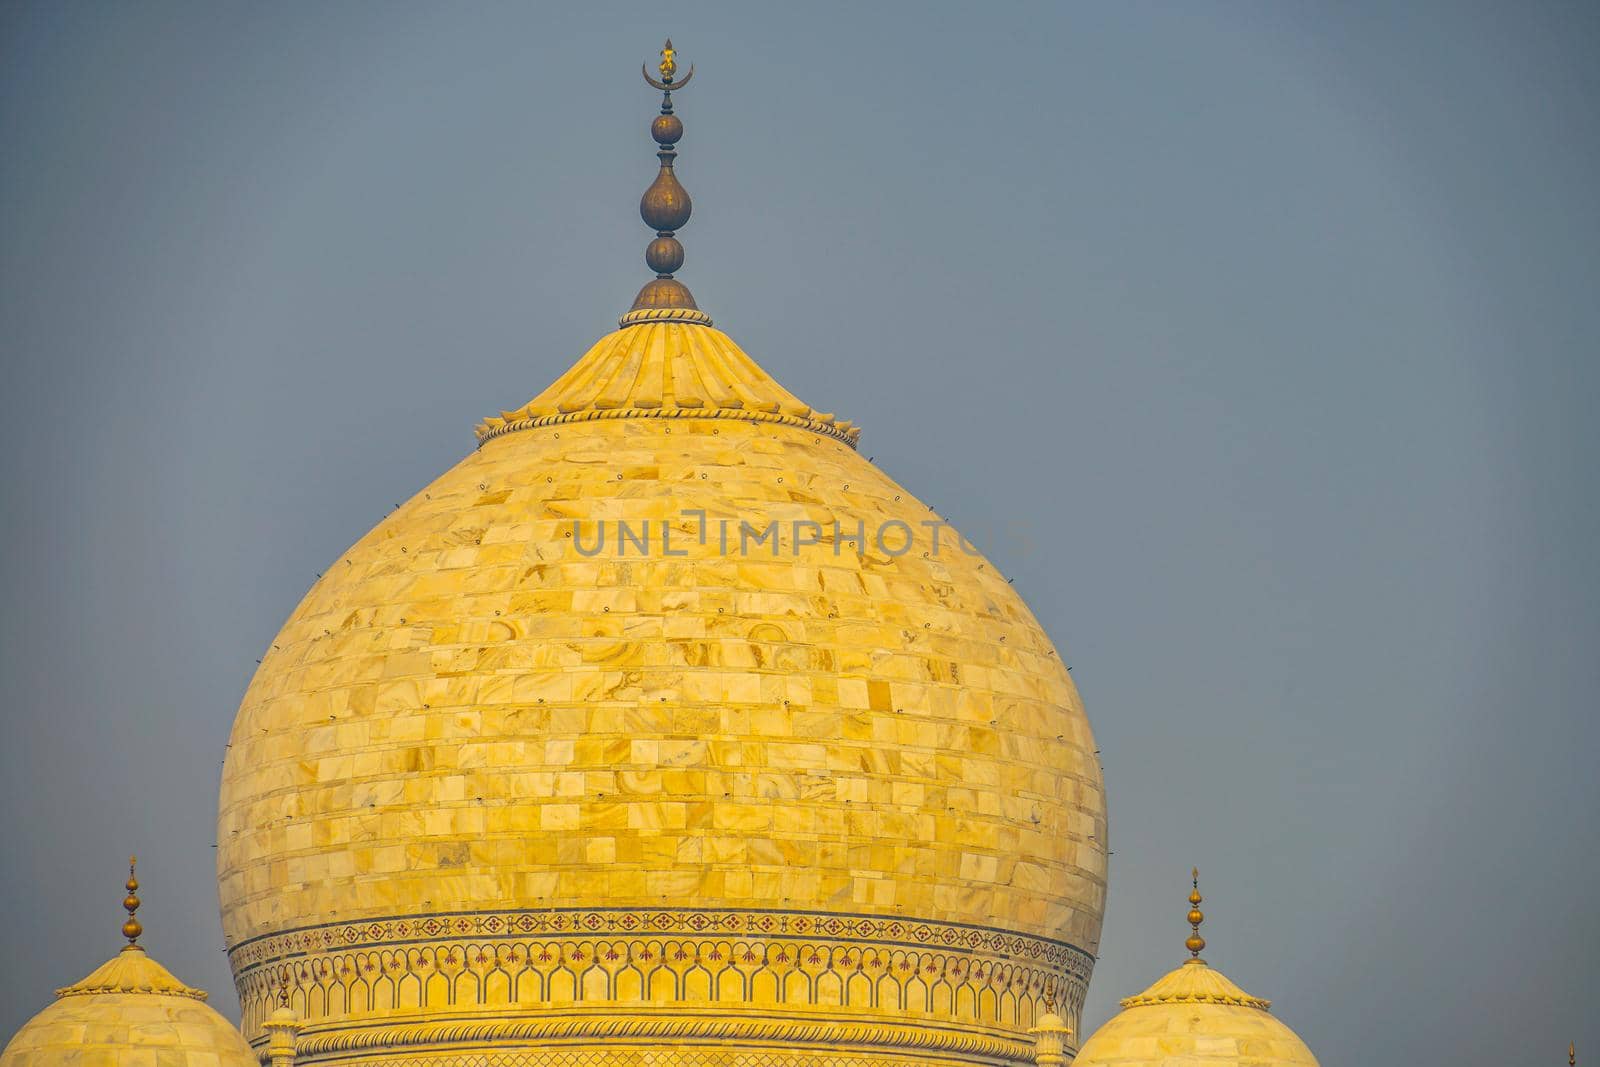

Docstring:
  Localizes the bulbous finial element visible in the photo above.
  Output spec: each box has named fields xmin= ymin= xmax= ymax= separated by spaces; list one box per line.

xmin=1571 ymin=1042 xmax=1577 ymax=1067
xmin=625 ymin=40 xmax=710 ymax=327
xmin=121 ymin=855 xmax=143 ymax=945
xmin=1185 ymin=867 xmax=1206 ymax=960
xmin=640 ymin=173 xmax=691 ymax=234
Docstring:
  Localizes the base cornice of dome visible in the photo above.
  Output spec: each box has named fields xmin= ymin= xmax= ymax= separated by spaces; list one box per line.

xmin=474 ymin=405 xmax=861 ymax=448
xmin=229 ymin=904 xmax=1096 ymax=1058
xmin=618 ymin=306 xmax=714 ymax=327
xmin=264 ymin=1006 xmax=1043 ymax=1065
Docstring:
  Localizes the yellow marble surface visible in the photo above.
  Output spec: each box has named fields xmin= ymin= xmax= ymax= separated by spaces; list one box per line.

xmin=1071 ymin=960 xmax=1320 ymax=1067
xmin=216 ymin=320 xmax=1106 ymax=1062
xmin=0 ymin=947 xmax=255 ymax=1067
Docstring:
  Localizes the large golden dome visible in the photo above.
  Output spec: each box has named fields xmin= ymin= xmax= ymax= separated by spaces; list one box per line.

xmin=217 ymin=44 xmax=1105 ymax=1067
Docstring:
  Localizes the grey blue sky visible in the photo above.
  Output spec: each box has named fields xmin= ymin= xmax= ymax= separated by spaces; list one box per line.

xmin=2 ymin=2 xmax=1596 ymax=1063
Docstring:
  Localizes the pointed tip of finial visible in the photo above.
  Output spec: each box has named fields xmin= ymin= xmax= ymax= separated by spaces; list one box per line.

xmin=1184 ymin=866 xmax=1206 ymax=960
xmin=643 ymin=39 xmax=693 ymax=94
xmin=121 ymin=855 xmax=143 ymax=945
xmin=1571 ymin=1042 xmax=1577 ymax=1067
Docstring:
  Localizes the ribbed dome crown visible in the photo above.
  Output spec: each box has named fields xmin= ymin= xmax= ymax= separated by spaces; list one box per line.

xmin=55 ymin=944 xmax=209 ymax=1001
xmin=1117 ymin=957 xmax=1273 ymax=1011
xmin=477 ymin=321 xmax=858 ymax=445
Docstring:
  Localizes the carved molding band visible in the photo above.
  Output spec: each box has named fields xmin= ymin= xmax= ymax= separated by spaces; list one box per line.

xmin=266 ymin=1010 xmax=1043 ymax=1064
xmin=300 ymin=1052 xmax=975 ymax=1067
xmin=617 ymin=307 xmax=715 ymax=328
xmin=475 ymin=406 xmax=861 ymax=447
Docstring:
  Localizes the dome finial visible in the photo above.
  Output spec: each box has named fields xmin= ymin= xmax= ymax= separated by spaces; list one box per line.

xmin=625 ymin=40 xmax=711 ymax=328
xmin=121 ymin=855 xmax=143 ymax=946
xmin=1571 ymin=1043 xmax=1577 ymax=1067
xmin=1184 ymin=867 xmax=1206 ymax=961
xmin=1029 ymin=1009 xmax=1073 ymax=1067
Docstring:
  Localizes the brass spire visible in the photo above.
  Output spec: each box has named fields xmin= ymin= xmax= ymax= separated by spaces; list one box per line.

xmin=1571 ymin=1043 xmax=1577 ymax=1067
xmin=121 ymin=855 xmax=143 ymax=945
xmin=1185 ymin=867 xmax=1206 ymax=961
xmin=624 ymin=40 xmax=711 ymax=327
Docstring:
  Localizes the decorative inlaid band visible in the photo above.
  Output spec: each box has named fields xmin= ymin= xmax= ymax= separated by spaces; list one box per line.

xmin=263 ymin=1011 xmax=1043 ymax=1064
xmin=618 ymin=307 xmax=714 ymax=327
xmin=474 ymin=404 xmax=862 ymax=447
xmin=229 ymin=906 xmax=1092 ymax=975
xmin=230 ymin=906 xmax=1093 ymax=1053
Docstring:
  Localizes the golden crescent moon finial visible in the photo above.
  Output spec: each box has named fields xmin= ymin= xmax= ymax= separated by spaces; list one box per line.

xmin=643 ymin=40 xmax=693 ymax=93
xmin=642 ymin=62 xmax=694 ymax=93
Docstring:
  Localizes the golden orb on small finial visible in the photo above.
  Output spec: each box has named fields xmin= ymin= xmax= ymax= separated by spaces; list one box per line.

xmin=1184 ymin=867 xmax=1206 ymax=959
xmin=121 ymin=854 xmax=143 ymax=945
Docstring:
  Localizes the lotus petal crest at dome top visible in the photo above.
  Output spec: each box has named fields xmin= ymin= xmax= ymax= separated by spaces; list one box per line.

xmin=476 ymin=321 xmax=859 ymax=446
xmin=54 ymin=945 xmax=209 ymax=1001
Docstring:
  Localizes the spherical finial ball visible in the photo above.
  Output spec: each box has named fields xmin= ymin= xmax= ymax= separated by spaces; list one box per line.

xmin=1185 ymin=933 xmax=1206 ymax=954
xmin=1188 ymin=908 xmax=1204 ymax=926
xmin=652 ymin=113 xmax=683 ymax=145
xmin=645 ymin=236 xmax=685 ymax=275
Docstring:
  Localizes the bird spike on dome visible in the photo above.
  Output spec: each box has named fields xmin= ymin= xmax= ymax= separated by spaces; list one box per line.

xmin=1184 ymin=866 xmax=1206 ymax=961
xmin=121 ymin=855 xmax=143 ymax=945
xmin=624 ymin=39 xmax=712 ymax=328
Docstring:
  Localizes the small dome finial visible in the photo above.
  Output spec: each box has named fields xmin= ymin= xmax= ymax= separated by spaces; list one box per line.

xmin=1571 ymin=1043 xmax=1577 ymax=1067
xmin=1185 ymin=867 xmax=1206 ymax=960
xmin=626 ymin=40 xmax=710 ymax=328
xmin=1029 ymin=990 xmax=1073 ymax=1067
xmin=121 ymin=855 xmax=143 ymax=945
